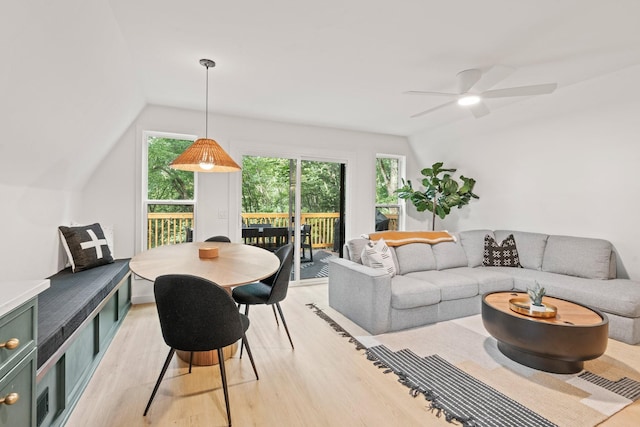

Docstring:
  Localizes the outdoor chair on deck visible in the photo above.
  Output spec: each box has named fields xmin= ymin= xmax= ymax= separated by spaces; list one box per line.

xmin=144 ymin=274 xmax=258 ymax=426
xmin=300 ymin=224 xmax=313 ymax=262
xmin=232 ymin=244 xmax=295 ymax=351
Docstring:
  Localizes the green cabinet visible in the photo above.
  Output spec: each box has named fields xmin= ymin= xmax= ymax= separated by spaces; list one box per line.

xmin=0 ymin=298 xmax=38 ymax=427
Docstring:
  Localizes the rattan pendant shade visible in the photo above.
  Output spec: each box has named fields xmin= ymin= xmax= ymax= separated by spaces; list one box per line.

xmin=170 ymin=59 xmax=241 ymax=173
xmin=170 ymin=137 xmax=241 ymax=172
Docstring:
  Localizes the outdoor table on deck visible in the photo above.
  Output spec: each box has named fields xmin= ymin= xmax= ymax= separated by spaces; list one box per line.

xmin=242 ymin=226 xmax=290 ymax=250
xmin=129 ymin=242 xmax=279 ymax=365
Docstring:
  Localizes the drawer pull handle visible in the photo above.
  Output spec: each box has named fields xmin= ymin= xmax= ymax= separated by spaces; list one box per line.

xmin=0 ymin=338 xmax=20 ymax=350
xmin=0 ymin=392 xmax=19 ymax=405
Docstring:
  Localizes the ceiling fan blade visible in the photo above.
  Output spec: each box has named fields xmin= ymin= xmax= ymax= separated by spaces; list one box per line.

xmin=482 ymin=83 xmax=558 ymax=98
xmin=457 ymin=69 xmax=482 ymax=93
xmin=403 ymin=90 xmax=459 ymax=97
xmin=472 ymin=65 xmax=516 ymax=92
xmin=410 ymin=100 xmax=457 ymax=118
xmin=468 ymin=101 xmax=490 ymax=118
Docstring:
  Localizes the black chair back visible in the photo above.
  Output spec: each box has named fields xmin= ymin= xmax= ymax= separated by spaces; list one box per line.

xmin=205 ymin=235 xmax=231 ymax=242
xmin=154 ymin=274 xmax=245 ymax=351
xmin=263 ymin=244 xmax=294 ymax=303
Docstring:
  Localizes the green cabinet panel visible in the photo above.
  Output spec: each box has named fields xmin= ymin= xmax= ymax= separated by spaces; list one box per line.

xmin=0 ymin=298 xmax=36 ymax=380
xmin=0 ymin=348 xmax=35 ymax=427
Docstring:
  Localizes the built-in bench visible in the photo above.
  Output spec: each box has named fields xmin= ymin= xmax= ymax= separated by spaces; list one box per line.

xmin=35 ymin=259 xmax=131 ymax=427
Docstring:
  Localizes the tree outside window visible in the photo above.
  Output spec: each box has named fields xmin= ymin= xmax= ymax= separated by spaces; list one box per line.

xmin=376 ymin=155 xmax=403 ymax=231
xmin=145 ymin=134 xmax=196 ymax=248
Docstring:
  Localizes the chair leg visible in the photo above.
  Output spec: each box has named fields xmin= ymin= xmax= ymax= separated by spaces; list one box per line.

xmin=239 ymin=305 xmax=250 ymax=359
xmin=217 ymin=348 xmax=232 ymax=426
xmin=189 ymin=351 xmax=193 ymax=373
xmin=275 ymin=302 xmax=294 ymax=349
xmin=242 ymin=332 xmax=259 ymax=380
xmin=271 ymin=304 xmax=279 ymax=326
xmin=144 ymin=348 xmax=175 ymax=416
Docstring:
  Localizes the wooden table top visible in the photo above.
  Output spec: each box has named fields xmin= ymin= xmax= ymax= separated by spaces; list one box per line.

xmin=483 ymin=292 xmax=604 ymax=326
xmin=129 ymin=242 xmax=280 ymax=288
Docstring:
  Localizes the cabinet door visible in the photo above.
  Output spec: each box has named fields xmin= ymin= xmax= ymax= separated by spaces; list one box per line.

xmin=0 ymin=349 xmax=35 ymax=427
xmin=0 ymin=299 xmax=36 ymax=380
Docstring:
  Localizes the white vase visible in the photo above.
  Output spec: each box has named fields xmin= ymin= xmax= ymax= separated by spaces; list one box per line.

xmin=530 ymin=303 xmax=546 ymax=312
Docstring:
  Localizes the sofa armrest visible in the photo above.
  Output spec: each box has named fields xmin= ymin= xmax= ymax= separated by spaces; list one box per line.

xmin=328 ymin=257 xmax=392 ymax=335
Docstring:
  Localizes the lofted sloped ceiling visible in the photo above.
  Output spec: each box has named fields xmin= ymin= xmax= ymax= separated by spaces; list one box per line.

xmin=1 ymin=1 xmax=145 ymax=190
xmin=2 ymin=1 xmax=640 ymax=190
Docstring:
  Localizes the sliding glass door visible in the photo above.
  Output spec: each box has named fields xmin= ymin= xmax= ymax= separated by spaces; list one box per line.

xmin=241 ymin=155 xmax=345 ymax=282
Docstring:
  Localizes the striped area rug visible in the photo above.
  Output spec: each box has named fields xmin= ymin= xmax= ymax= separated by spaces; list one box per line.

xmin=366 ymin=345 xmax=556 ymax=427
xmin=307 ymin=303 xmax=640 ymax=426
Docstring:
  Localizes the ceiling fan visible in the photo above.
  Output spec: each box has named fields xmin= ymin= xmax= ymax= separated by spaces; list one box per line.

xmin=405 ymin=67 xmax=557 ymax=118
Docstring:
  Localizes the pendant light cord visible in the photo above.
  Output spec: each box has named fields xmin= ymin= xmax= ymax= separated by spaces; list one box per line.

xmin=204 ymin=63 xmax=209 ymax=139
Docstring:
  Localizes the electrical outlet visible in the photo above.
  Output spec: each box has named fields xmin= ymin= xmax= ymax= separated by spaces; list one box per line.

xmin=218 ymin=209 xmax=228 ymax=219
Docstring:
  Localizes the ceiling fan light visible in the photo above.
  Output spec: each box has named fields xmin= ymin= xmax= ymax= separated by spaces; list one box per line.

xmin=457 ymin=95 xmax=481 ymax=106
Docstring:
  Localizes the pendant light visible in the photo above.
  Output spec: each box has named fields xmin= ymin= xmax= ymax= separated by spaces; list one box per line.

xmin=170 ymin=59 xmax=241 ymax=172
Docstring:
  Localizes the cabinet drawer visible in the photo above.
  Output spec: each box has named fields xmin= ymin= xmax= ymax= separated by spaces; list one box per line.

xmin=0 ymin=348 xmax=35 ymax=427
xmin=0 ymin=298 xmax=36 ymax=380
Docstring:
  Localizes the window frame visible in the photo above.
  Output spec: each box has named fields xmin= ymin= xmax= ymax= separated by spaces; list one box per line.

xmin=141 ymin=130 xmax=198 ymax=251
xmin=375 ymin=153 xmax=406 ymax=231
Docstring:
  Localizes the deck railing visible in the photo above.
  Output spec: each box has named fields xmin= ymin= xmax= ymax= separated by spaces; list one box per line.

xmin=147 ymin=212 xmax=194 ymax=249
xmin=147 ymin=212 xmax=398 ymax=249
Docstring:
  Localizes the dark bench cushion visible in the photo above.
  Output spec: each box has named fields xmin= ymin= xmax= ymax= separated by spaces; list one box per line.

xmin=37 ymin=259 xmax=130 ymax=368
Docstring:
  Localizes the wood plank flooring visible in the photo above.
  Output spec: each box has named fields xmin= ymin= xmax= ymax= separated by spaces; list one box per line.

xmin=66 ymin=283 xmax=639 ymax=426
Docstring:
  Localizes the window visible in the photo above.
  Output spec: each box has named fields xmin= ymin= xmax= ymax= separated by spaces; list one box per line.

xmin=143 ymin=132 xmax=197 ymax=249
xmin=375 ymin=155 xmax=404 ymax=231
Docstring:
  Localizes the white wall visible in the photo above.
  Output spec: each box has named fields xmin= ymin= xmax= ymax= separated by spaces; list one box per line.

xmin=81 ymin=105 xmax=417 ymax=303
xmin=408 ymin=65 xmax=640 ymax=279
xmin=0 ymin=184 xmax=80 ymax=281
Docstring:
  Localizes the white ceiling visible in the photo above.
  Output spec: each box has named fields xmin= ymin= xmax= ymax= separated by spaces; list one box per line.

xmin=2 ymin=1 xmax=640 ymax=191
xmin=109 ymin=0 xmax=640 ymax=136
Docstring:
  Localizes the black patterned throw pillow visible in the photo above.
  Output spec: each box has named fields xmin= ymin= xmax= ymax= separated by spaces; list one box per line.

xmin=482 ymin=234 xmax=521 ymax=267
xmin=59 ymin=223 xmax=114 ymax=272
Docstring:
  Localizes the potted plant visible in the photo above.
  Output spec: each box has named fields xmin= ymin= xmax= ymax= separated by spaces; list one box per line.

xmin=397 ymin=162 xmax=479 ymax=230
xmin=527 ymin=283 xmax=547 ymax=312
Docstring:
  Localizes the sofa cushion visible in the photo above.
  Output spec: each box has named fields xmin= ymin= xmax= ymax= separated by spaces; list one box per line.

xmin=530 ymin=274 xmax=640 ymax=318
xmin=447 ymin=267 xmax=514 ymax=294
xmin=482 ymin=234 xmax=521 ymax=268
xmin=542 ymin=235 xmax=613 ymax=280
xmin=38 ymin=259 xmax=130 ymax=368
xmin=395 ymin=243 xmax=436 ymax=275
xmin=405 ymin=270 xmax=478 ymax=301
xmin=345 ymin=238 xmax=369 ymax=264
xmin=494 ymin=230 xmax=548 ymax=270
xmin=390 ymin=275 xmax=441 ymax=309
xmin=459 ymin=229 xmax=494 ymax=267
xmin=432 ymin=233 xmax=468 ymax=270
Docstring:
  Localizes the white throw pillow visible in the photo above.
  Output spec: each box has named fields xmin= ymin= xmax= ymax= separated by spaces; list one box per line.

xmin=361 ymin=238 xmax=396 ymax=277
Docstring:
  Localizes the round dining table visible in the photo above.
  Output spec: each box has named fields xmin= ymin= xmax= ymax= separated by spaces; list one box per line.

xmin=130 ymin=241 xmax=280 ymax=365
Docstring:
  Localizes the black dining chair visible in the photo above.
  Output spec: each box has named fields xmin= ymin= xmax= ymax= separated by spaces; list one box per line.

xmin=144 ymin=274 xmax=258 ymax=426
xmin=232 ymin=244 xmax=295 ymax=351
xmin=205 ymin=235 xmax=231 ymax=242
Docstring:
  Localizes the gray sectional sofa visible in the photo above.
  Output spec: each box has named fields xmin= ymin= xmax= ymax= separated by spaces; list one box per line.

xmin=328 ymin=230 xmax=640 ymax=345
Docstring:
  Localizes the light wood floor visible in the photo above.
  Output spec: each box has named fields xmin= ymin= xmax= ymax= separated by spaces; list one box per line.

xmin=67 ymin=283 xmax=639 ymax=426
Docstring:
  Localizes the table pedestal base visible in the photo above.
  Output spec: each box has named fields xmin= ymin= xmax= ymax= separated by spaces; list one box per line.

xmin=176 ymin=342 xmax=238 ymax=366
xmin=497 ymin=341 xmax=583 ymax=374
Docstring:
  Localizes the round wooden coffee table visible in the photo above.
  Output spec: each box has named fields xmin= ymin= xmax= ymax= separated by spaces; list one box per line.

xmin=482 ymin=291 xmax=608 ymax=373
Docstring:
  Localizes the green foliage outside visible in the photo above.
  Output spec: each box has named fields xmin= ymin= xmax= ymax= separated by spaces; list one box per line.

xmin=376 ymin=157 xmax=399 ymax=205
xmin=146 ymin=145 xmax=399 ymax=217
xmin=147 ymin=137 xmax=194 ymax=213
xmin=242 ymin=156 xmax=341 ymax=213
